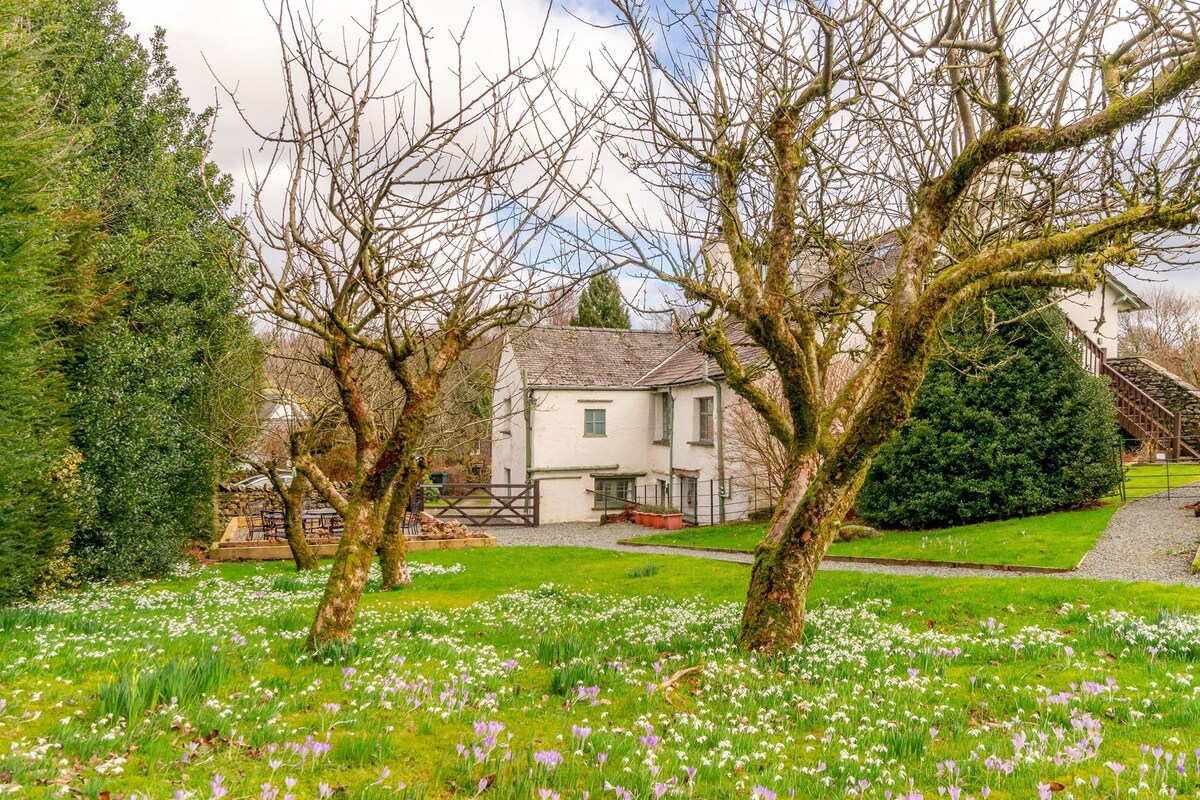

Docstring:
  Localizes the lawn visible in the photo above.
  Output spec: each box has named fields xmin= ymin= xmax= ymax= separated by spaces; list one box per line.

xmin=3 ymin=549 xmax=1200 ymax=799
xmin=624 ymin=502 xmax=1118 ymax=569
xmin=1119 ymin=462 xmax=1200 ymax=501
xmin=624 ymin=464 xmax=1200 ymax=569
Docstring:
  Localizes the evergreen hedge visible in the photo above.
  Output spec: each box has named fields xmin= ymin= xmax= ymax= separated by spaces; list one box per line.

xmin=0 ymin=5 xmax=76 ymax=603
xmin=855 ymin=293 xmax=1122 ymax=530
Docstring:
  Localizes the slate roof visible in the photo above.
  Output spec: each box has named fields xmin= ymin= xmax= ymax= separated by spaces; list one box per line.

xmin=509 ymin=327 xmax=684 ymax=387
xmin=508 ymin=326 xmax=769 ymax=389
xmin=635 ymin=328 xmax=768 ymax=387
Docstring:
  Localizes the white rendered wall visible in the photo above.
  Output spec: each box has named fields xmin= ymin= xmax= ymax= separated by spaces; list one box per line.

xmin=527 ymin=388 xmax=652 ymax=523
xmin=489 ymin=344 xmax=526 ymax=485
xmin=1059 ymin=284 xmax=1121 ymax=357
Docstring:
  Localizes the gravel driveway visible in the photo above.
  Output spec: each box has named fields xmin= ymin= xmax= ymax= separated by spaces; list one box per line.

xmin=490 ymin=492 xmax=1200 ymax=585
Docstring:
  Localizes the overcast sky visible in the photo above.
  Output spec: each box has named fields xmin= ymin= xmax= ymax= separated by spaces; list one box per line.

xmin=115 ymin=0 xmax=1200 ymax=303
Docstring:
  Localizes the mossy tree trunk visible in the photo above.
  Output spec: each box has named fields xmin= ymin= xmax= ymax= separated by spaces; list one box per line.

xmin=306 ymin=498 xmax=384 ymax=646
xmin=279 ymin=470 xmax=319 ymax=571
xmin=263 ymin=457 xmax=320 ymax=571
xmin=378 ymin=467 xmax=421 ymax=590
xmin=300 ymin=345 xmax=438 ymax=647
xmin=734 ymin=316 xmax=953 ymax=652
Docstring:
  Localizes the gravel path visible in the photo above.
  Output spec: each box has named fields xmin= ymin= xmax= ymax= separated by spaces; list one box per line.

xmin=1075 ymin=492 xmax=1200 ymax=585
xmin=491 ymin=492 xmax=1200 ymax=585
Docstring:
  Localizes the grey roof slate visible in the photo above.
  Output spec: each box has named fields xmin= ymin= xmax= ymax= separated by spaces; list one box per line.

xmin=510 ymin=327 xmax=684 ymax=387
xmin=509 ymin=326 xmax=770 ymax=389
xmin=635 ymin=329 xmax=768 ymax=387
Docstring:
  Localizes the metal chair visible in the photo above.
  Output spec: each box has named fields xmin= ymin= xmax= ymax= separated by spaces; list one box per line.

xmin=403 ymin=486 xmax=425 ymax=537
xmin=260 ymin=510 xmax=285 ymax=541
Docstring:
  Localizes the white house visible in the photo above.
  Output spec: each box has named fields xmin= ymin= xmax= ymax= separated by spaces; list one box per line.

xmin=492 ymin=280 xmax=1149 ymax=524
xmin=490 ymin=326 xmax=763 ymax=524
xmin=1057 ymin=276 xmax=1150 ymax=356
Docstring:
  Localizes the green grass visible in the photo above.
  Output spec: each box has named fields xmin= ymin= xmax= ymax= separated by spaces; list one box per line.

xmin=626 ymin=501 xmax=1119 ymax=569
xmin=1119 ymin=461 xmax=1200 ymax=500
xmin=625 ymin=464 xmax=1200 ymax=569
xmin=4 ymin=548 xmax=1200 ymax=799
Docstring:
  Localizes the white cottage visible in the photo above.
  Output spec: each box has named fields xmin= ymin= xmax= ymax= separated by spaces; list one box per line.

xmin=492 ymin=279 xmax=1150 ymax=524
xmin=490 ymin=327 xmax=765 ymax=524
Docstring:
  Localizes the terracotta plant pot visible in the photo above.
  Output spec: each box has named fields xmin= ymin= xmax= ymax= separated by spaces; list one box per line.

xmin=634 ymin=510 xmax=646 ymax=526
xmin=651 ymin=513 xmax=666 ymax=529
xmin=663 ymin=513 xmax=683 ymax=530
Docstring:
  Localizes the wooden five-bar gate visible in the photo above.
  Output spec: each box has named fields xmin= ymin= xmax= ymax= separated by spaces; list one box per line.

xmin=421 ymin=482 xmax=540 ymax=526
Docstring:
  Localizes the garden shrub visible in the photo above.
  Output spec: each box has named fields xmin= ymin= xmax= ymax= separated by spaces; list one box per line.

xmin=30 ymin=0 xmax=259 ymax=580
xmin=0 ymin=6 xmax=78 ymax=604
xmin=856 ymin=292 xmax=1121 ymax=529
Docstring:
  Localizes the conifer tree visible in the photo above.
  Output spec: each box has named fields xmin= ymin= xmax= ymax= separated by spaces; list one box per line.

xmin=0 ymin=1 xmax=77 ymax=603
xmin=571 ymin=273 xmax=631 ymax=329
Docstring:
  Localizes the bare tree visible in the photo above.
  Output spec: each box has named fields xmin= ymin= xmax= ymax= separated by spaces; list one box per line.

xmin=592 ymin=0 xmax=1200 ymax=652
xmin=256 ymin=330 xmax=355 ymax=572
xmin=724 ymin=374 xmax=792 ymax=506
xmin=1119 ymin=286 xmax=1200 ymax=385
xmin=210 ymin=1 xmax=600 ymax=646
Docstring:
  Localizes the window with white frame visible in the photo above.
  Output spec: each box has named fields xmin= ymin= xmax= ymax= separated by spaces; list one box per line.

xmin=593 ymin=476 xmax=635 ymax=507
xmin=697 ymin=396 xmax=714 ymax=443
xmin=584 ymin=408 xmax=606 ymax=436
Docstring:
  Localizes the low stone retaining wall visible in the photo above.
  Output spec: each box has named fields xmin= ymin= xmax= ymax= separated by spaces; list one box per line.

xmin=210 ymin=533 xmax=496 ymax=562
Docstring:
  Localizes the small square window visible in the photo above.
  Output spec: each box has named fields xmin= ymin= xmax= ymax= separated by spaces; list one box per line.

xmin=584 ymin=408 xmax=606 ymax=436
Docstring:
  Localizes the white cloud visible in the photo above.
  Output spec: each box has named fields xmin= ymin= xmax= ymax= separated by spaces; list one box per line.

xmin=116 ymin=0 xmax=1200 ymax=305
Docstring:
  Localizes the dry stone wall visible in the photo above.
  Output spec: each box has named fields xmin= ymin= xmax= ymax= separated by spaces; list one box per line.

xmin=1108 ymin=358 xmax=1200 ymax=437
xmin=216 ymin=484 xmax=346 ymax=530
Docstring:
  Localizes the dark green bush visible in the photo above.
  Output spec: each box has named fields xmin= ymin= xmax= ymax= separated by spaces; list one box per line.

xmin=856 ymin=292 xmax=1121 ymax=530
xmin=0 ymin=8 xmax=76 ymax=604
xmin=32 ymin=0 xmax=257 ymax=580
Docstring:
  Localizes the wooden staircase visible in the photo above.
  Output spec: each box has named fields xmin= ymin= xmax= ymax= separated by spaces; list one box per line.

xmin=1065 ymin=319 xmax=1199 ymax=460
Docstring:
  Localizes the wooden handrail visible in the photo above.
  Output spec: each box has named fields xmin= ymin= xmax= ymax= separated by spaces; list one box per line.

xmin=1063 ymin=318 xmax=1194 ymax=459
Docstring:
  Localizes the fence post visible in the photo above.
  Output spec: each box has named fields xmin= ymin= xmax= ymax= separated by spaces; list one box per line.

xmin=1173 ymin=413 xmax=1183 ymax=462
xmin=1165 ymin=441 xmax=1172 ymax=500
xmin=709 ymin=479 xmax=714 ymax=526
xmin=532 ymin=480 xmax=540 ymax=527
xmin=1115 ymin=438 xmax=1126 ymax=504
